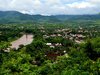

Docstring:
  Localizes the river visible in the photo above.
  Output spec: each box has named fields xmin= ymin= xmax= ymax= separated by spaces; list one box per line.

xmin=10 ymin=34 xmax=33 ymax=49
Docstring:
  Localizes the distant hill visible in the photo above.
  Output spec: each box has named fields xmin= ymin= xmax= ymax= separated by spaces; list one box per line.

xmin=0 ymin=11 xmax=60 ymax=23
xmin=0 ymin=11 xmax=100 ymax=23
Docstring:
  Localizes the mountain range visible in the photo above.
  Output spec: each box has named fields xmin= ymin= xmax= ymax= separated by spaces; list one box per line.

xmin=0 ymin=11 xmax=100 ymax=23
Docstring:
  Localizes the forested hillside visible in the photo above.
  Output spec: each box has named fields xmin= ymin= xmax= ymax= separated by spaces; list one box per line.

xmin=0 ymin=11 xmax=100 ymax=23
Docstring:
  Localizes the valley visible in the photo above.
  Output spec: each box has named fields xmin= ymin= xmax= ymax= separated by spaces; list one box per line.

xmin=0 ymin=11 xmax=100 ymax=75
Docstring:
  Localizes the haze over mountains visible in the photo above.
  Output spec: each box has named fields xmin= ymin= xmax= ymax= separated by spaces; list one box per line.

xmin=0 ymin=11 xmax=100 ymax=23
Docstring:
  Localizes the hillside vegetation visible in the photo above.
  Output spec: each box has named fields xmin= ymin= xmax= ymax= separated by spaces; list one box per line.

xmin=0 ymin=11 xmax=100 ymax=75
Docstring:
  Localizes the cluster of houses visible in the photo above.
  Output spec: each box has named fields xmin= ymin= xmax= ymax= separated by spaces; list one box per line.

xmin=65 ymin=33 xmax=86 ymax=43
xmin=46 ymin=43 xmax=62 ymax=48
xmin=42 ymin=27 xmax=86 ymax=46
xmin=39 ymin=27 xmax=87 ymax=60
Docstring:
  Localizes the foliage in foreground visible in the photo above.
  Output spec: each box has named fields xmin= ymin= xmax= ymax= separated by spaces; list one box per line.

xmin=0 ymin=37 xmax=100 ymax=75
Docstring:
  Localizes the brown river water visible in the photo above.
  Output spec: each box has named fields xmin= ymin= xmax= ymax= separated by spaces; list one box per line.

xmin=10 ymin=34 xmax=33 ymax=49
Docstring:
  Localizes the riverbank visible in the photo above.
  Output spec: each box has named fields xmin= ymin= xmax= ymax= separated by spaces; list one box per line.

xmin=10 ymin=34 xmax=33 ymax=49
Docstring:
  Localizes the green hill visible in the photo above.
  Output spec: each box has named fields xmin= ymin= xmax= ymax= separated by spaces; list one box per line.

xmin=0 ymin=11 xmax=100 ymax=23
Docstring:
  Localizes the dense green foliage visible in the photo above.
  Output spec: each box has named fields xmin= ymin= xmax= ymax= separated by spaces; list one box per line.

xmin=0 ymin=18 xmax=100 ymax=75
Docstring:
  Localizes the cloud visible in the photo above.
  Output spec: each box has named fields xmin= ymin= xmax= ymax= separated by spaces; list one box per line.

xmin=0 ymin=0 xmax=100 ymax=15
xmin=67 ymin=2 xmax=95 ymax=9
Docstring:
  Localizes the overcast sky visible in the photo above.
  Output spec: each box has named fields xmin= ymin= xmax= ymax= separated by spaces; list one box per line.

xmin=0 ymin=0 xmax=100 ymax=15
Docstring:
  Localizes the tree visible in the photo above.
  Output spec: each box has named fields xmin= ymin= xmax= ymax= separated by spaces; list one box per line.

xmin=85 ymin=39 xmax=100 ymax=60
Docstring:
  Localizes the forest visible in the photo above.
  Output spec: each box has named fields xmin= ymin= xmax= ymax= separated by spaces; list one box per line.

xmin=0 ymin=17 xmax=100 ymax=75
